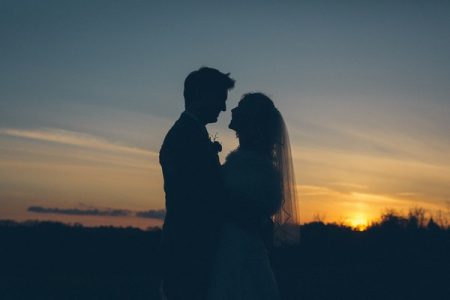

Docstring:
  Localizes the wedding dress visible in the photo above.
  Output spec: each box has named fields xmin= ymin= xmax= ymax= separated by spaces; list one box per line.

xmin=207 ymin=149 xmax=282 ymax=300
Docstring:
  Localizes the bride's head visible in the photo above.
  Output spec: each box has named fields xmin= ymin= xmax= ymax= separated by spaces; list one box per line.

xmin=230 ymin=92 xmax=300 ymax=228
xmin=229 ymin=93 xmax=282 ymax=156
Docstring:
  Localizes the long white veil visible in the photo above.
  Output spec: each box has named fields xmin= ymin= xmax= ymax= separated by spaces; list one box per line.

xmin=272 ymin=109 xmax=300 ymax=245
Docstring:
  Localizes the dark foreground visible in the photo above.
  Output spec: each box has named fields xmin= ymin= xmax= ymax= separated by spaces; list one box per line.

xmin=0 ymin=217 xmax=449 ymax=300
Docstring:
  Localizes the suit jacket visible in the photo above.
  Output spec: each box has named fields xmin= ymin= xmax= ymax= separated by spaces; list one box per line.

xmin=159 ymin=112 xmax=226 ymax=294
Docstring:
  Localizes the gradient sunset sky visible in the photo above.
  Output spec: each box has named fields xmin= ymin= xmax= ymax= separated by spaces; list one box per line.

xmin=1 ymin=0 xmax=449 ymax=229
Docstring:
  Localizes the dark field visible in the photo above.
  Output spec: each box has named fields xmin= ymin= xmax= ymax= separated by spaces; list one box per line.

xmin=0 ymin=214 xmax=449 ymax=300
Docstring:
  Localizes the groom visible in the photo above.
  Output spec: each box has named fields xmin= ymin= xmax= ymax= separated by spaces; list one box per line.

xmin=159 ymin=67 xmax=235 ymax=300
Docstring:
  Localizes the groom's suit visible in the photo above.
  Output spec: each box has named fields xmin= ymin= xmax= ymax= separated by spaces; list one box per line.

xmin=159 ymin=111 xmax=225 ymax=300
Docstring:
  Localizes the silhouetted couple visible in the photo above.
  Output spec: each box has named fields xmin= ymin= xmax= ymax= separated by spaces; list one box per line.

xmin=159 ymin=67 xmax=298 ymax=300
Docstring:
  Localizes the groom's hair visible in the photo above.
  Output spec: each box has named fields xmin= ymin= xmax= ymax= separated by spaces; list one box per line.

xmin=184 ymin=67 xmax=235 ymax=107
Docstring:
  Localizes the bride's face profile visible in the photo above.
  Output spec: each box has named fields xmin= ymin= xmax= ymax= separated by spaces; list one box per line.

xmin=229 ymin=99 xmax=256 ymax=150
xmin=228 ymin=98 xmax=255 ymax=137
xmin=228 ymin=102 xmax=245 ymax=133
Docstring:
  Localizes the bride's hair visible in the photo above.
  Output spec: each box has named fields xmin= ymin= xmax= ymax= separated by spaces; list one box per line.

xmin=238 ymin=93 xmax=299 ymax=229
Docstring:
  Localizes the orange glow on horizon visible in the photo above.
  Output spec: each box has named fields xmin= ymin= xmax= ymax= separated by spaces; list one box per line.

xmin=347 ymin=214 xmax=369 ymax=231
xmin=1 ymin=125 xmax=449 ymax=229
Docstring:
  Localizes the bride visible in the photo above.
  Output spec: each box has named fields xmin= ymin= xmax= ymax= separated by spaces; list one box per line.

xmin=208 ymin=93 xmax=299 ymax=300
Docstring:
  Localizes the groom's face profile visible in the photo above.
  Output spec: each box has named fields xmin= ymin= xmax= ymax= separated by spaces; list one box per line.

xmin=203 ymin=89 xmax=228 ymax=123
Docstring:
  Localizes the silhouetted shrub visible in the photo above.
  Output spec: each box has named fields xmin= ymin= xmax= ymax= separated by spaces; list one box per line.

xmin=0 ymin=215 xmax=449 ymax=300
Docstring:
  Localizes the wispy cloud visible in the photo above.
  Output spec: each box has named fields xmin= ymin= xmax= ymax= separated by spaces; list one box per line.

xmin=28 ymin=206 xmax=132 ymax=217
xmin=299 ymin=184 xmax=415 ymax=206
xmin=330 ymin=182 xmax=368 ymax=190
xmin=298 ymin=185 xmax=344 ymax=197
xmin=0 ymin=128 xmax=157 ymax=157
xmin=135 ymin=209 xmax=166 ymax=220
xmin=395 ymin=192 xmax=421 ymax=198
xmin=28 ymin=206 xmax=166 ymax=220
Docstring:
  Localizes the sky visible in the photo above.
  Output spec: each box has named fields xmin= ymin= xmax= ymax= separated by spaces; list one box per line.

xmin=1 ymin=0 xmax=450 ymax=229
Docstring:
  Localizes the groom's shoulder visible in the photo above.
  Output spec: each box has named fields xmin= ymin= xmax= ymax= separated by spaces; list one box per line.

xmin=161 ymin=114 xmax=197 ymax=148
xmin=167 ymin=114 xmax=195 ymax=136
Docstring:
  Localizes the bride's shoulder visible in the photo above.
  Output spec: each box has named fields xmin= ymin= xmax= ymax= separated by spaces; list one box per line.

xmin=222 ymin=150 xmax=282 ymax=209
xmin=223 ymin=149 xmax=275 ymax=174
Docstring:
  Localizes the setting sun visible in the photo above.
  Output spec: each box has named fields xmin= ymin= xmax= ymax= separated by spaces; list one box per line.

xmin=348 ymin=215 xmax=369 ymax=231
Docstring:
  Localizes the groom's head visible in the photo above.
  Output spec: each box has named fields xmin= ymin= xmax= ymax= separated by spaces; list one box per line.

xmin=184 ymin=67 xmax=235 ymax=124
